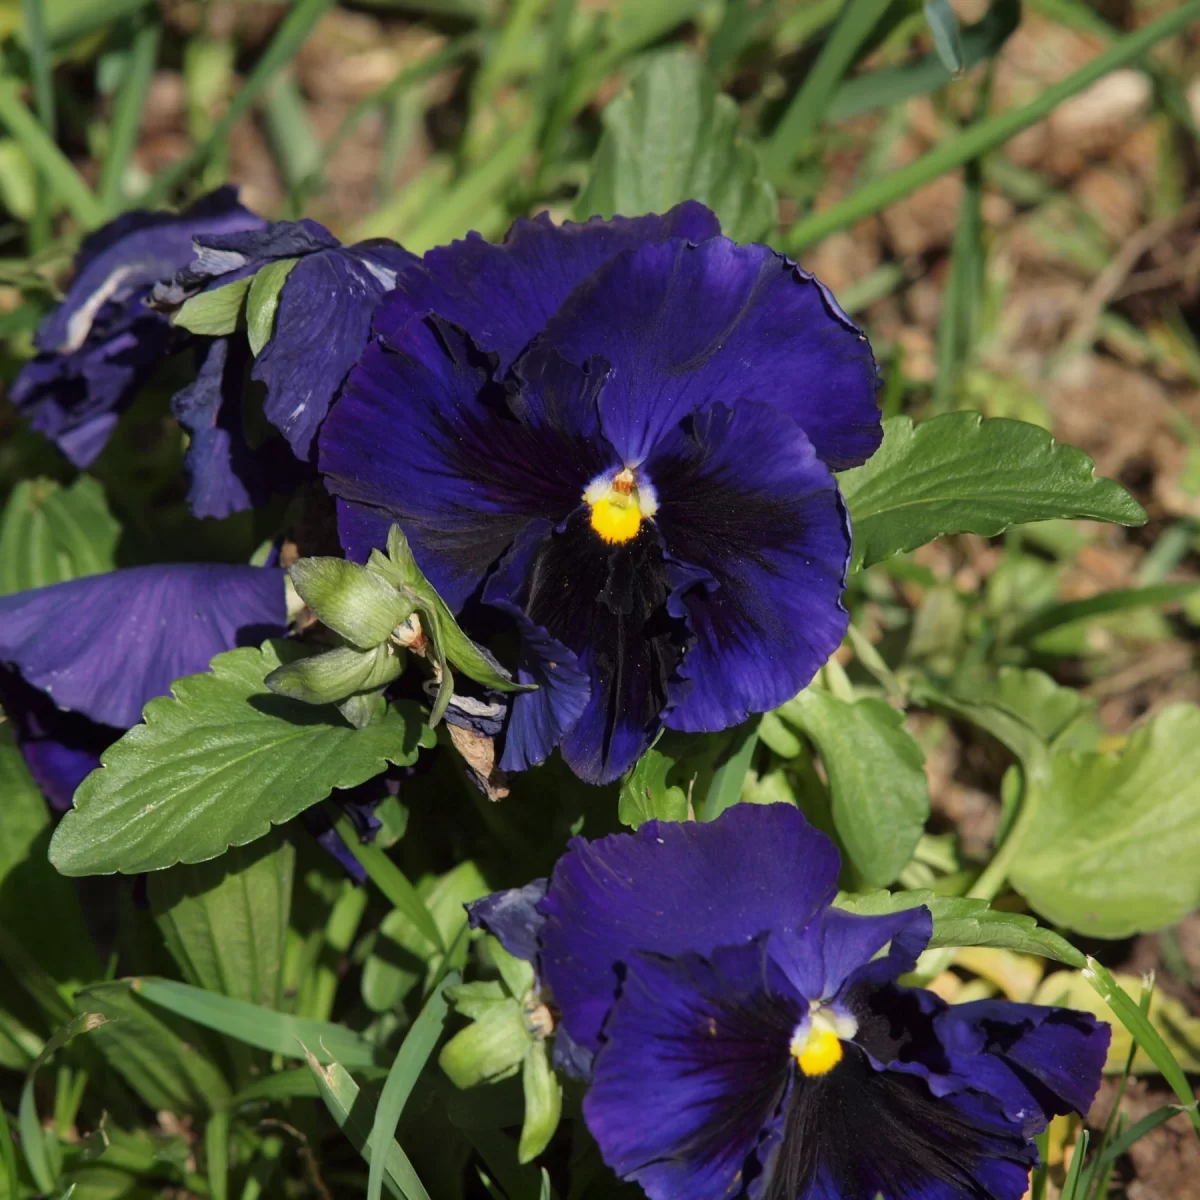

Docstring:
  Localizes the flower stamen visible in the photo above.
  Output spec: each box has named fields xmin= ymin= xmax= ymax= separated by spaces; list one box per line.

xmin=584 ymin=467 xmax=658 ymax=545
xmin=790 ymin=1005 xmax=857 ymax=1077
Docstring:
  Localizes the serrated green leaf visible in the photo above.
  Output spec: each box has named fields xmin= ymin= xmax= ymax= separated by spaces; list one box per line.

xmin=0 ymin=475 xmax=119 ymax=595
xmin=618 ymin=743 xmax=688 ymax=828
xmin=266 ymin=643 xmax=406 ymax=705
xmin=48 ymin=642 xmax=431 ymax=876
xmin=834 ymin=889 xmax=1084 ymax=966
xmin=518 ymin=1039 xmax=561 ymax=1164
xmin=439 ymin=999 xmax=531 ymax=1089
xmin=246 ymin=257 xmax=298 ymax=356
xmin=575 ymin=47 xmax=775 ymax=242
xmin=173 ymin=276 xmax=253 ymax=336
xmin=839 ymin=414 xmax=1146 ymax=569
xmin=147 ymin=829 xmax=295 ymax=1006
xmin=289 ymin=556 xmax=413 ymax=648
xmin=1009 ymin=705 xmax=1200 ymax=937
xmin=780 ymin=691 xmax=929 ymax=887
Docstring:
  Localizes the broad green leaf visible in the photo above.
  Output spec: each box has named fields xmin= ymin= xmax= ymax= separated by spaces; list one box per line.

xmin=289 ymin=556 xmax=414 ymax=648
xmin=518 ymin=1039 xmax=561 ymax=1165
xmin=835 ymin=890 xmax=1084 ymax=966
xmin=0 ymin=475 xmax=119 ymax=595
xmin=173 ymin=276 xmax=253 ymax=336
xmin=0 ymin=727 xmax=101 ymax=987
xmin=133 ymin=976 xmax=379 ymax=1068
xmin=246 ymin=257 xmax=298 ymax=356
xmin=575 ymin=47 xmax=775 ymax=242
xmin=618 ymin=743 xmax=688 ymax=828
xmin=839 ymin=414 xmax=1145 ymax=569
xmin=945 ymin=666 xmax=1098 ymax=749
xmin=147 ymin=828 xmax=295 ymax=1006
xmin=302 ymin=1045 xmax=432 ymax=1200
xmin=781 ymin=691 xmax=929 ymax=887
xmin=266 ymin=642 xmax=407 ymax=705
xmin=49 ymin=642 xmax=432 ymax=875
xmin=75 ymin=982 xmax=231 ymax=1114
xmin=439 ymin=998 xmax=530 ymax=1089
xmin=1009 ymin=705 xmax=1200 ymax=937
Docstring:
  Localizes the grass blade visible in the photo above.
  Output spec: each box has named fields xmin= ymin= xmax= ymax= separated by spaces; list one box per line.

xmin=701 ymin=721 xmax=760 ymax=820
xmin=1083 ymin=959 xmax=1200 ymax=1137
xmin=132 ymin=976 xmax=380 ymax=1068
xmin=20 ymin=0 xmax=54 ymax=250
xmin=1009 ymin=583 xmax=1200 ymax=644
xmin=0 ymin=76 xmax=103 ymax=228
xmin=783 ymin=0 xmax=1200 ymax=252
xmin=303 ymin=1044 xmax=432 ymax=1200
xmin=762 ymin=0 xmax=892 ymax=183
xmin=1059 ymin=1128 xmax=1090 ymax=1200
xmin=0 ymin=1098 xmax=17 ymax=1200
xmin=1097 ymin=1105 xmax=1196 ymax=1170
xmin=141 ymin=0 xmax=335 ymax=205
xmin=98 ymin=18 xmax=161 ymax=215
xmin=367 ymin=973 xmax=456 ymax=1200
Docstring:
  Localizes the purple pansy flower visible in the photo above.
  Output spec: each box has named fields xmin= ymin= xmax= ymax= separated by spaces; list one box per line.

xmin=469 ymin=804 xmax=1109 ymax=1200
xmin=0 ymin=564 xmax=287 ymax=806
xmin=10 ymin=188 xmax=264 ymax=467
xmin=320 ymin=204 xmax=880 ymax=784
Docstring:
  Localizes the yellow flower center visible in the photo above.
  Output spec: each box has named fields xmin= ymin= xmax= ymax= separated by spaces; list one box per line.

xmin=584 ymin=467 xmax=658 ymax=545
xmin=789 ymin=1006 xmax=857 ymax=1077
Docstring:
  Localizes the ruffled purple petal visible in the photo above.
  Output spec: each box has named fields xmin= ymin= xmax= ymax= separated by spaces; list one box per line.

xmin=321 ymin=324 xmax=609 ymax=609
xmin=646 ymin=401 xmax=850 ymax=732
xmin=374 ymin=203 xmax=721 ymax=373
xmin=468 ymin=879 xmax=549 ymax=966
xmin=583 ymin=939 xmax=799 ymax=1200
xmin=537 ymin=803 xmax=840 ymax=1052
xmin=0 ymin=565 xmax=287 ymax=728
xmin=538 ymin=236 xmax=881 ymax=470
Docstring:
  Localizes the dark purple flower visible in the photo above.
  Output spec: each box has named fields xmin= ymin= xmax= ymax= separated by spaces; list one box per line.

xmin=469 ymin=804 xmax=1109 ymax=1200
xmin=10 ymin=188 xmax=264 ymax=467
xmin=320 ymin=205 xmax=880 ymax=784
xmin=168 ymin=218 xmax=416 ymax=463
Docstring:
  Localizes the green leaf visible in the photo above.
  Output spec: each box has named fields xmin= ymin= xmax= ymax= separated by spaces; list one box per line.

xmin=266 ymin=643 xmax=407 ymax=705
xmin=518 ymin=1039 xmax=561 ymax=1165
xmin=49 ymin=642 xmax=431 ymax=876
xmin=75 ymin=982 xmax=232 ymax=1114
xmin=147 ymin=828 xmax=295 ymax=1006
xmin=289 ymin=556 xmax=414 ymax=648
xmin=245 ymin=257 xmax=297 ymax=355
xmin=173 ymin=276 xmax=253 ymax=336
xmin=946 ymin=666 xmax=1097 ymax=748
xmin=840 ymin=414 xmax=1145 ymax=569
xmin=133 ymin=976 xmax=379 ymax=1067
xmin=0 ymin=475 xmax=120 ymax=595
xmin=1008 ymin=705 xmax=1200 ymax=937
xmin=835 ymin=890 xmax=1085 ymax=966
xmin=439 ymin=999 xmax=531 ymax=1089
xmin=575 ymin=47 xmax=775 ymax=242
xmin=924 ymin=0 xmax=965 ymax=73
xmin=780 ymin=691 xmax=929 ymax=887
xmin=303 ymin=1045 xmax=432 ymax=1200
xmin=618 ymin=743 xmax=688 ymax=828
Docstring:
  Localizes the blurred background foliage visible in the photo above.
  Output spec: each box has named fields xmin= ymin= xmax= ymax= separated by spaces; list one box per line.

xmin=2 ymin=0 xmax=1200 ymax=1198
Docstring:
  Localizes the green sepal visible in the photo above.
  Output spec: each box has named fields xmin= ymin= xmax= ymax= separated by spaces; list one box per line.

xmin=518 ymin=1037 xmax=562 ymax=1164
xmin=337 ymin=689 xmax=388 ymax=730
xmin=246 ymin=257 xmax=298 ymax=356
xmin=289 ymin=557 xmax=415 ymax=649
xmin=265 ymin=643 xmax=406 ymax=706
xmin=173 ymin=276 xmax=253 ymax=336
xmin=438 ymin=998 xmax=531 ymax=1089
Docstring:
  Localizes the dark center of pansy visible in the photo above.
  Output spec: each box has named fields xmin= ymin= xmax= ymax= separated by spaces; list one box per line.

xmin=584 ymin=466 xmax=659 ymax=544
xmin=789 ymin=1002 xmax=858 ymax=1077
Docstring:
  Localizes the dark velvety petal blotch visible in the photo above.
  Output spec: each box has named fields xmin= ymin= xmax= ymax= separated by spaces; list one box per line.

xmin=0 ymin=564 xmax=287 ymax=728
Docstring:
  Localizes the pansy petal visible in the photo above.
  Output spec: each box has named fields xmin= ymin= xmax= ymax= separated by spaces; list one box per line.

xmin=468 ymin=879 xmax=550 ymax=966
xmin=253 ymin=250 xmax=397 ymax=460
xmin=584 ymin=940 xmax=799 ymax=1200
xmin=375 ymin=203 xmax=721 ymax=372
xmin=648 ymin=401 xmax=849 ymax=732
xmin=321 ymin=324 xmax=608 ymax=608
xmin=537 ymin=803 xmax=840 ymax=1051
xmin=770 ymin=1046 xmax=1035 ymax=1200
xmin=483 ymin=521 xmax=591 ymax=773
xmin=539 ymin=236 xmax=880 ymax=470
xmin=0 ymin=565 xmax=287 ymax=728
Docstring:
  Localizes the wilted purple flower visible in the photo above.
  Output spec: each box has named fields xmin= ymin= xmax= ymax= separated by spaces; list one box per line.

xmin=10 ymin=188 xmax=264 ymax=467
xmin=321 ymin=205 xmax=880 ymax=784
xmin=470 ymin=804 xmax=1109 ymax=1200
